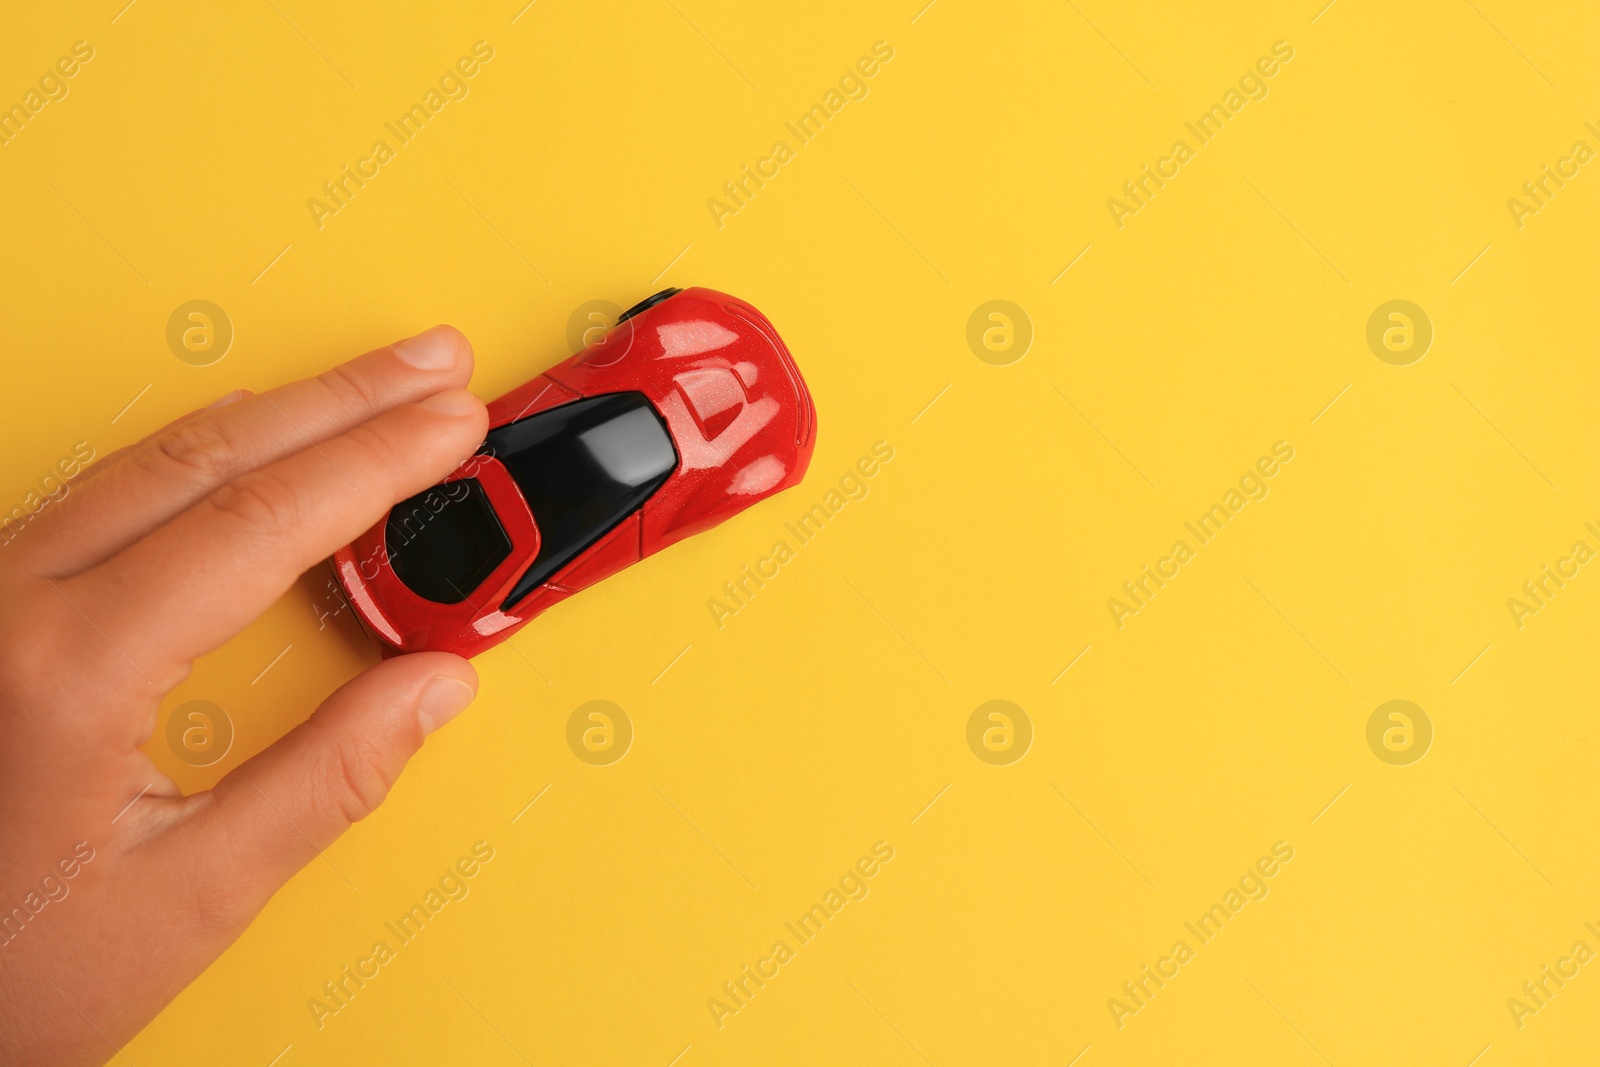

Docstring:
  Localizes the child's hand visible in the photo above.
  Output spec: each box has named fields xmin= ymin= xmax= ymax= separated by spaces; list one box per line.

xmin=0 ymin=326 xmax=488 ymax=1065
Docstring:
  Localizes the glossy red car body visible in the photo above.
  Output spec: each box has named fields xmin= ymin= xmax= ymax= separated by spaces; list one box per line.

xmin=331 ymin=287 xmax=816 ymax=657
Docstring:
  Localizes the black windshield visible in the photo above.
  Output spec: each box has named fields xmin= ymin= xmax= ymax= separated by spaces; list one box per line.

xmin=484 ymin=392 xmax=677 ymax=610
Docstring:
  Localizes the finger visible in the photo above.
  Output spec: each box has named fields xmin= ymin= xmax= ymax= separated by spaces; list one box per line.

xmin=66 ymin=388 xmax=251 ymax=495
xmin=145 ymin=653 xmax=477 ymax=938
xmin=0 ymin=392 xmax=252 ymax=557
xmin=20 ymin=326 xmax=472 ymax=578
xmin=77 ymin=390 xmax=254 ymax=483
xmin=0 ymin=395 xmax=251 ymax=566
xmin=62 ymin=389 xmax=487 ymax=684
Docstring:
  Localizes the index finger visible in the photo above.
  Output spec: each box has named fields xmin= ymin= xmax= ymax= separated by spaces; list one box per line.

xmin=18 ymin=326 xmax=473 ymax=578
xmin=60 ymin=389 xmax=487 ymax=686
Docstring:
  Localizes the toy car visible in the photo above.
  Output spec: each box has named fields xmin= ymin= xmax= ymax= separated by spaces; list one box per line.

xmin=330 ymin=286 xmax=816 ymax=658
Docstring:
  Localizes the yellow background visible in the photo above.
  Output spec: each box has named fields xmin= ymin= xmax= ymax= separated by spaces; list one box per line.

xmin=4 ymin=0 xmax=1600 ymax=1062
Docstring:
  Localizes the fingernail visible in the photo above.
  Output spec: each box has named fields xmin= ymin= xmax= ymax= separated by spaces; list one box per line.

xmin=205 ymin=388 xmax=251 ymax=410
xmin=393 ymin=325 xmax=462 ymax=370
xmin=419 ymin=389 xmax=482 ymax=417
xmin=418 ymin=675 xmax=476 ymax=735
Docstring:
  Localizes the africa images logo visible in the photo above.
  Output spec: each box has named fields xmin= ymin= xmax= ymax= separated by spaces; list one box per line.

xmin=306 ymin=42 xmax=495 ymax=230
xmin=705 ymin=841 xmax=895 ymax=1030
xmin=1107 ymin=841 xmax=1295 ymax=1029
xmin=1105 ymin=442 xmax=1295 ymax=628
xmin=1105 ymin=40 xmax=1295 ymax=229
xmin=706 ymin=41 xmax=896 ymax=229
xmin=305 ymin=842 xmax=496 ymax=1029
xmin=706 ymin=441 xmax=894 ymax=629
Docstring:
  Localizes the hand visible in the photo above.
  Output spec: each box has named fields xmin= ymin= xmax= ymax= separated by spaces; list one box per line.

xmin=0 ymin=327 xmax=489 ymax=1065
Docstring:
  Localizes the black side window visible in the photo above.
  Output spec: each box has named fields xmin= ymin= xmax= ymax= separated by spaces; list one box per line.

xmin=484 ymin=392 xmax=678 ymax=610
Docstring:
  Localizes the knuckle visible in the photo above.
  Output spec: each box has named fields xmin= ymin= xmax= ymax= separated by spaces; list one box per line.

xmin=341 ymin=420 xmax=405 ymax=471
xmin=145 ymin=417 xmax=242 ymax=484
xmin=321 ymin=738 xmax=399 ymax=826
xmin=0 ymin=598 xmax=62 ymax=692
xmin=206 ymin=470 xmax=301 ymax=537
xmin=317 ymin=361 xmax=385 ymax=413
xmin=0 ymin=579 xmax=134 ymax=703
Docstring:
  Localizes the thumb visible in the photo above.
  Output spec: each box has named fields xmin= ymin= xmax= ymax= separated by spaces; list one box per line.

xmin=163 ymin=652 xmax=477 ymax=922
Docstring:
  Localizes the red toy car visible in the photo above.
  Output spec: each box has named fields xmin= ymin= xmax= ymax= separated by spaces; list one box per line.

xmin=331 ymin=287 xmax=816 ymax=657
